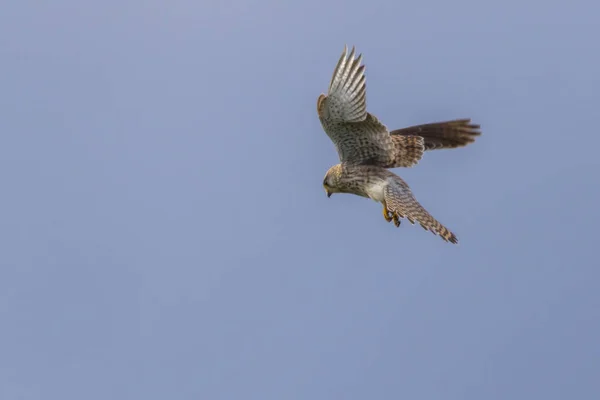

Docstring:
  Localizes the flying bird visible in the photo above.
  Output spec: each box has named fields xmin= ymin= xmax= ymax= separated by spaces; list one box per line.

xmin=318 ymin=45 xmax=480 ymax=244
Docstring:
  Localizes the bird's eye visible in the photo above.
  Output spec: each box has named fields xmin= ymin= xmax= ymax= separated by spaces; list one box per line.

xmin=323 ymin=178 xmax=328 ymax=186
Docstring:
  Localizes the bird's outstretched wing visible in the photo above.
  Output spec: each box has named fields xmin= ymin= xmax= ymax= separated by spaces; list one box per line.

xmin=384 ymin=174 xmax=458 ymax=244
xmin=384 ymin=135 xmax=425 ymax=168
xmin=319 ymin=45 xmax=367 ymax=123
xmin=317 ymin=46 xmax=414 ymax=166
xmin=390 ymin=119 xmax=481 ymax=151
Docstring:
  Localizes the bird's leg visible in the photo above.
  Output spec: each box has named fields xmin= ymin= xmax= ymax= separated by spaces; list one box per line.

xmin=392 ymin=212 xmax=401 ymax=227
xmin=382 ymin=203 xmax=393 ymax=223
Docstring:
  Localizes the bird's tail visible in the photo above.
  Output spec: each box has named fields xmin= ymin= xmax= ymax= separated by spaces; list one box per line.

xmin=384 ymin=183 xmax=459 ymax=244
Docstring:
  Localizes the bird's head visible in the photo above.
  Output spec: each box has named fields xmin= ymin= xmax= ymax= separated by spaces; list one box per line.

xmin=323 ymin=165 xmax=342 ymax=198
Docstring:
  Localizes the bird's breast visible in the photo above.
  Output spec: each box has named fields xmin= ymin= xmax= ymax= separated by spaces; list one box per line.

xmin=364 ymin=180 xmax=387 ymax=203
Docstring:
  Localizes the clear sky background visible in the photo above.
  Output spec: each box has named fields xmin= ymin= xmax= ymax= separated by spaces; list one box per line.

xmin=2 ymin=1 xmax=599 ymax=399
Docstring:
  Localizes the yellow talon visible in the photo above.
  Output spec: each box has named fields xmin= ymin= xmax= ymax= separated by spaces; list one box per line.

xmin=383 ymin=204 xmax=393 ymax=222
xmin=393 ymin=213 xmax=401 ymax=227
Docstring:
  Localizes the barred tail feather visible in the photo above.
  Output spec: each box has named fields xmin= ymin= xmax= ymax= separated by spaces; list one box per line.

xmin=384 ymin=182 xmax=459 ymax=244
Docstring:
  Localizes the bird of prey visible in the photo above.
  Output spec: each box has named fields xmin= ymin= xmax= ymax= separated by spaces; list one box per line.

xmin=318 ymin=45 xmax=480 ymax=244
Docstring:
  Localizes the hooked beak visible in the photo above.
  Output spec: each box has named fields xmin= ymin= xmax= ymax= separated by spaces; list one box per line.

xmin=327 ymin=191 xmax=332 ymax=198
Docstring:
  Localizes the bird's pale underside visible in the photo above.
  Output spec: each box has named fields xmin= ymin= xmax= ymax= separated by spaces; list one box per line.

xmin=318 ymin=45 xmax=481 ymax=244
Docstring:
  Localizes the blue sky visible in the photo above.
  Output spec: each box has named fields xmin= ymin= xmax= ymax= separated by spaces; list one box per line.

xmin=1 ymin=1 xmax=599 ymax=399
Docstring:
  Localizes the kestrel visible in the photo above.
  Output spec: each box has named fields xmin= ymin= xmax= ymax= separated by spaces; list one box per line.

xmin=318 ymin=45 xmax=480 ymax=244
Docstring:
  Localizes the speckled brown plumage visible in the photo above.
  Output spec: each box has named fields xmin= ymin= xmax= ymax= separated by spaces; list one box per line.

xmin=386 ymin=135 xmax=425 ymax=168
xmin=390 ymin=119 xmax=481 ymax=151
xmin=318 ymin=45 xmax=480 ymax=244
xmin=383 ymin=177 xmax=459 ymax=244
xmin=323 ymin=164 xmax=459 ymax=243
